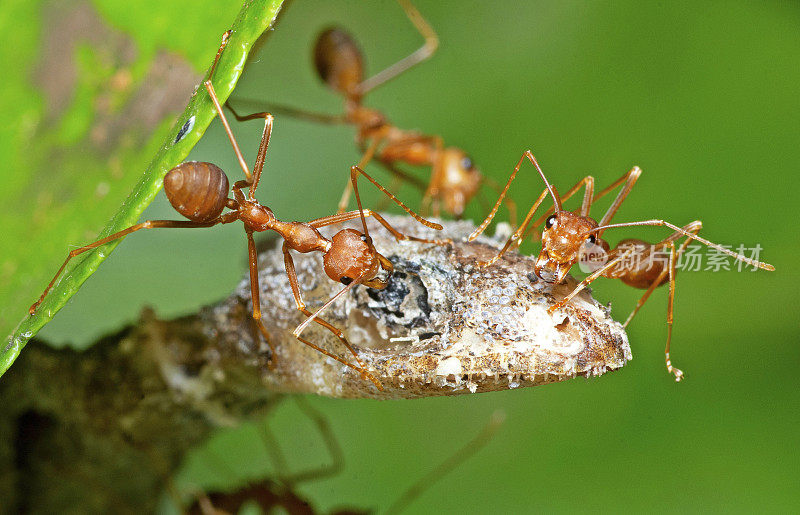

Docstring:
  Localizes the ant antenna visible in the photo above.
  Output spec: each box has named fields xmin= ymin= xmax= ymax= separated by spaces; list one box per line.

xmin=592 ymin=220 xmax=775 ymax=271
xmin=469 ymin=150 xmax=560 ymax=242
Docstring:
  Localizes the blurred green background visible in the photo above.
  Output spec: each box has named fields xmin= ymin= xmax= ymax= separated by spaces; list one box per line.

xmin=3 ymin=0 xmax=799 ymax=512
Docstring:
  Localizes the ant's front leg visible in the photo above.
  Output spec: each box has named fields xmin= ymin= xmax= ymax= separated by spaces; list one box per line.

xmin=281 ymin=243 xmax=383 ymax=390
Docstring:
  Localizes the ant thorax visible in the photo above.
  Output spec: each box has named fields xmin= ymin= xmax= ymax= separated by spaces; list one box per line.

xmin=440 ymin=149 xmax=481 ymax=217
xmin=348 ymin=105 xmax=386 ymax=132
xmin=536 ymin=211 xmax=600 ymax=283
xmin=238 ymin=201 xmax=276 ymax=232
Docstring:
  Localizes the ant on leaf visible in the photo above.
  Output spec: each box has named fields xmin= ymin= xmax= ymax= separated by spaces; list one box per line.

xmin=30 ymin=32 xmax=449 ymax=391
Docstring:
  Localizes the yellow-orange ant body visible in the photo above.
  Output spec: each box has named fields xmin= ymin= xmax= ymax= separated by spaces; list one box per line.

xmin=30 ymin=32 xmax=448 ymax=390
xmin=231 ymin=0 xmax=513 ymax=220
xmin=471 ymin=151 xmax=775 ymax=381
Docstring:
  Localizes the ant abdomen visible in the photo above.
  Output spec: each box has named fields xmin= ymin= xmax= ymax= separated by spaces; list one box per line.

xmin=609 ymin=238 xmax=669 ymax=289
xmin=164 ymin=161 xmax=230 ymax=222
xmin=313 ymin=28 xmax=364 ymax=98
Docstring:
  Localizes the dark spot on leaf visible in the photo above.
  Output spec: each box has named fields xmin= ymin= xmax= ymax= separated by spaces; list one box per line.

xmin=174 ymin=116 xmax=195 ymax=143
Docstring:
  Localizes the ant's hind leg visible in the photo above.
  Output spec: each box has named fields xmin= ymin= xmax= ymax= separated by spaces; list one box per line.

xmin=30 ymin=218 xmax=227 ymax=315
xmin=363 ymin=209 xmax=450 ymax=245
xmin=356 ymin=0 xmax=439 ymax=95
xmin=350 ymin=165 xmax=446 ymax=238
xmin=622 ymin=227 xmax=698 ymax=328
xmin=664 ymin=241 xmax=683 ymax=381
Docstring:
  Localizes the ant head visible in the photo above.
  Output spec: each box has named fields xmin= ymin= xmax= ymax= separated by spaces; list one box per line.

xmin=313 ymin=28 xmax=364 ymax=100
xmin=323 ymin=229 xmax=381 ymax=286
xmin=535 ymin=211 xmax=603 ymax=283
xmin=440 ymin=148 xmax=482 ymax=217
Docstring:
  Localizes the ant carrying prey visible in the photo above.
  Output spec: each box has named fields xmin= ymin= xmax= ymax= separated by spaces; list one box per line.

xmin=29 ymin=32 xmax=448 ymax=391
xmin=229 ymin=0 xmax=514 ymax=221
xmin=470 ymin=151 xmax=775 ymax=381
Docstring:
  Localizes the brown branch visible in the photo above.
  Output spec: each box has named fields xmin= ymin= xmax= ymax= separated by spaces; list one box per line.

xmin=0 ymin=216 xmax=629 ymax=512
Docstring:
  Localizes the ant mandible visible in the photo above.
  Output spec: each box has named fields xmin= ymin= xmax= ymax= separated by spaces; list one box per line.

xmin=29 ymin=31 xmax=449 ymax=391
xmin=469 ymin=150 xmax=775 ymax=381
xmin=228 ymin=0 xmax=514 ymax=221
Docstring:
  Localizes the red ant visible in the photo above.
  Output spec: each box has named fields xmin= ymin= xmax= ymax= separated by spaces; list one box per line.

xmin=470 ymin=150 xmax=775 ymax=381
xmin=29 ymin=32 xmax=448 ymax=391
xmin=229 ymin=0 xmax=514 ymax=221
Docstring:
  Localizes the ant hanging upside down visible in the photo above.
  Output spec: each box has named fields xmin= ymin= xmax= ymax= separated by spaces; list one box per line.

xmin=470 ymin=151 xmax=775 ymax=381
xmin=229 ymin=0 xmax=515 ymax=221
xmin=29 ymin=32 xmax=449 ymax=391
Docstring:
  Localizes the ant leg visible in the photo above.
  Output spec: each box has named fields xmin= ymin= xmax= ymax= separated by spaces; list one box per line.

xmin=220 ymin=107 xmax=274 ymax=199
xmin=421 ymin=136 xmax=444 ymax=218
xmin=374 ymin=173 xmax=405 ymax=212
xmin=622 ymin=223 xmax=701 ymax=328
xmin=468 ymin=150 xmax=559 ymax=243
xmin=351 ymin=165 xmax=443 ymax=230
xmin=347 ymin=165 xmax=449 ymax=245
xmin=30 ymin=215 xmax=236 ymax=314
xmin=665 ymin=241 xmax=684 ymax=381
xmin=596 ymin=166 xmax=642 ymax=231
xmin=363 ymin=209 xmax=450 ymax=245
xmin=377 ymin=159 xmax=428 ymax=192
xmin=277 ymin=397 xmax=345 ymax=486
xmin=527 ymin=176 xmax=596 ymax=235
xmin=256 ymin=397 xmax=344 ymax=486
xmin=207 ymin=30 xmax=231 ymax=80
xmin=469 ymin=188 xmax=549 ymax=268
xmin=204 ymin=78 xmax=253 ymax=184
xmin=309 ymin=208 xmax=448 ymax=246
xmin=385 ymin=411 xmax=505 ymax=515
xmin=281 ymin=243 xmax=382 ymax=390
xmin=246 ymin=229 xmax=277 ymax=362
xmin=310 ymin=210 xmax=425 ymax=245
xmin=547 ymin=255 xmax=627 ymax=315
xmin=481 ymin=176 xmax=518 ymax=227
xmin=337 ymin=137 xmax=383 ymax=213
xmin=227 ymin=99 xmax=347 ymax=125
xmin=357 ymin=0 xmax=439 ymax=95
xmin=622 ymin=272 xmax=668 ymax=329
xmin=525 ymin=166 xmax=640 ymax=241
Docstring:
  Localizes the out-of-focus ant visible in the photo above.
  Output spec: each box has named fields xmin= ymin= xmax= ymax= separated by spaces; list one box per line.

xmin=29 ymin=32 xmax=448 ymax=391
xmin=229 ymin=0 xmax=514 ymax=221
xmin=470 ymin=150 xmax=775 ymax=381
xmin=180 ymin=397 xmax=504 ymax=515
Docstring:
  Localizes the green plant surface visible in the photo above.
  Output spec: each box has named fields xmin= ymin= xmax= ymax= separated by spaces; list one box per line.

xmin=1 ymin=0 xmax=286 ymax=377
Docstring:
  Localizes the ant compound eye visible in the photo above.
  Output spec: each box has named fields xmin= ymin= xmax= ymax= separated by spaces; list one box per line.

xmin=460 ymin=156 xmax=473 ymax=170
xmin=360 ymin=234 xmax=367 ymax=242
xmin=587 ymin=234 xmax=597 ymax=245
xmin=545 ymin=215 xmax=557 ymax=229
xmin=340 ymin=276 xmax=353 ymax=285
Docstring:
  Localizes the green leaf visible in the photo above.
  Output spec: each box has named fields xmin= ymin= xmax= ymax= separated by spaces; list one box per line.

xmin=1 ymin=0 xmax=286 ymax=377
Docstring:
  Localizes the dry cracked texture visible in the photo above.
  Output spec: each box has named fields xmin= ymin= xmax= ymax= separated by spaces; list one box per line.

xmin=204 ymin=216 xmax=631 ymax=399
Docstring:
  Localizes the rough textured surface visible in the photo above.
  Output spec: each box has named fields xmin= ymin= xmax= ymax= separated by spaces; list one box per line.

xmin=0 ymin=216 xmax=630 ymax=511
xmin=207 ymin=215 xmax=631 ymax=399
